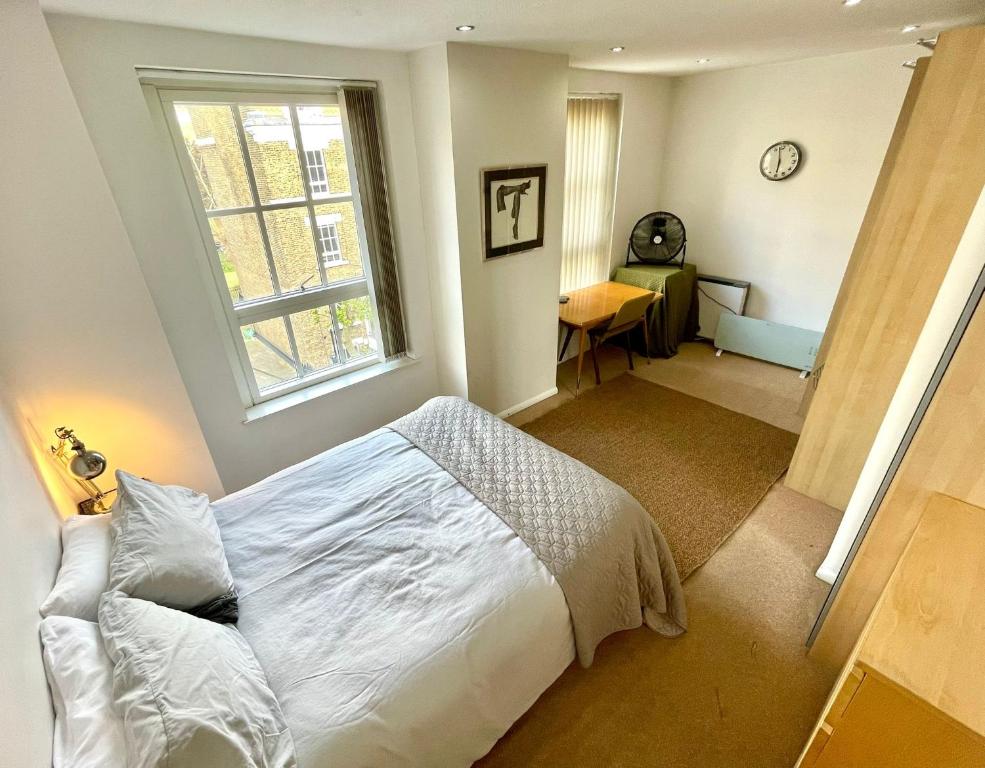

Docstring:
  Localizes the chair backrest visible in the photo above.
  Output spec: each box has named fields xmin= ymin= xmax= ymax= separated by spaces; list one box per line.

xmin=609 ymin=292 xmax=653 ymax=329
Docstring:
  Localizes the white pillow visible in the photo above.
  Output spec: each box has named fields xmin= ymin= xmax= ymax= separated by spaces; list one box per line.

xmin=98 ymin=592 xmax=296 ymax=768
xmin=40 ymin=514 xmax=112 ymax=622
xmin=40 ymin=616 xmax=127 ymax=768
xmin=109 ymin=470 xmax=236 ymax=618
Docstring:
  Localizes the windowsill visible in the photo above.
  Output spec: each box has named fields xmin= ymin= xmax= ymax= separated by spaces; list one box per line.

xmin=243 ymin=353 xmax=420 ymax=423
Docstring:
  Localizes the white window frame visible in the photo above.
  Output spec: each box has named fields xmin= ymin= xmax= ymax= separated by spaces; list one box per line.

xmin=153 ymin=83 xmax=385 ymax=407
xmin=305 ymin=148 xmax=330 ymax=195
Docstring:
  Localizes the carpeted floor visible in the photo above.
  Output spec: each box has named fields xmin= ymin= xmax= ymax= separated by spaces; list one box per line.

xmin=481 ymin=353 xmax=843 ymax=768
xmin=512 ymin=340 xmax=809 ymax=435
xmin=521 ymin=374 xmax=800 ymax=578
xmin=476 ymin=483 xmax=841 ymax=768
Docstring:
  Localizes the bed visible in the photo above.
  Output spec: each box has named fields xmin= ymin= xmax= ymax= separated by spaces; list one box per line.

xmin=30 ymin=396 xmax=686 ymax=767
xmin=212 ymin=427 xmax=575 ymax=765
xmin=213 ymin=396 xmax=687 ymax=765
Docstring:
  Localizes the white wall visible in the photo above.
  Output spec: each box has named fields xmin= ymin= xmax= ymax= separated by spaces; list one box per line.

xmin=446 ymin=43 xmax=569 ymax=415
xmin=567 ymin=69 xmax=674 ymax=274
xmin=21 ymin=8 xmax=916 ymax=499
xmin=659 ymin=46 xmax=915 ymax=332
xmin=0 ymin=380 xmax=62 ymax=767
xmin=0 ymin=0 xmax=222 ymax=507
xmin=410 ymin=45 xmax=469 ymax=398
xmin=46 ymin=14 xmax=441 ymax=492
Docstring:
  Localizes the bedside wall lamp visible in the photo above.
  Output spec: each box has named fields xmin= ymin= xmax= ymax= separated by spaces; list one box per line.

xmin=50 ymin=427 xmax=115 ymax=515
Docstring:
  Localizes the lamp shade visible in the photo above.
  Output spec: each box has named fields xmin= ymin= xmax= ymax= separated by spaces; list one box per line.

xmin=68 ymin=449 xmax=107 ymax=480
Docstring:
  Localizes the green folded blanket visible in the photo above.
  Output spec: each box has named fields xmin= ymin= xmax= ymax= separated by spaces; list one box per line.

xmin=612 ymin=263 xmax=698 ymax=357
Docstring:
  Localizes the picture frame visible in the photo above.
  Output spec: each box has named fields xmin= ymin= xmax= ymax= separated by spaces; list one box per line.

xmin=481 ymin=164 xmax=547 ymax=260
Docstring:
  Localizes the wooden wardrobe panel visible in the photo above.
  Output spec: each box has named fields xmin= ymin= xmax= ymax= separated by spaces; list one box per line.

xmin=798 ymin=496 xmax=985 ymax=766
xmin=857 ymin=497 xmax=985 ymax=735
xmin=797 ymin=58 xmax=929 ymax=419
xmin=786 ymin=26 xmax=985 ymax=510
xmin=812 ymin=674 xmax=984 ymax=768
xmin=811 ymin=297 xmax=985 ymax=666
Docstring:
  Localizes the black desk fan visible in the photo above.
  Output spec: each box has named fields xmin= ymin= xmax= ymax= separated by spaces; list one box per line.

xmin=626 ymin=211 xmax=687 ymax=267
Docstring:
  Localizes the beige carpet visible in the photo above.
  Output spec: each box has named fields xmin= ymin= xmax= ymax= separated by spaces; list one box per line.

xmin=511 ymin=340 xmax=808 ymax=435
xmin=476 ymin=483 xmax=842 ymax=768
xmin=481 ymin=356 xmax=841 ymax=767
xmin=521 ymin=374 xmax=800 ymax=578
xmin=626 ymin=341 xmax=810 ymax=434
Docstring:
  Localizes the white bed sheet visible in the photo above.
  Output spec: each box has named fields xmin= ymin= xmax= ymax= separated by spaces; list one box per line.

xmin=212 ymin=428 xmax=575 ymax=767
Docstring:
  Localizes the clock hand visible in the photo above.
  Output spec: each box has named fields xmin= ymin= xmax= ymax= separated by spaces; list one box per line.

xmin=775 ymin=148 xmax=782 ymax=175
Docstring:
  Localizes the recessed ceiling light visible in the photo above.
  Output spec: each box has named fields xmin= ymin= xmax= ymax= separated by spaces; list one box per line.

xmin=696 ymin=58 xmax=711 ymax=64
xmin=456 ymin=24 xmax=475 ymax=32
xmin=609 ymin=46 xmax=625 ymax=53
xmin=901 ymin=24 xmax=920 ymax=33
xmin=842 ymin=0 xmax=862 ymax=6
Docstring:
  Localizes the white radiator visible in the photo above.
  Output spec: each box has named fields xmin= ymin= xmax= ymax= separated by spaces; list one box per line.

xmin=714 ymin=314 xmax=822 ymax=373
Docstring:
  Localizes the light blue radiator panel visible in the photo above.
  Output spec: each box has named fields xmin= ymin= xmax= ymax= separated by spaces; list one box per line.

xmin=714 ymin=314 xmax=822 ymax=372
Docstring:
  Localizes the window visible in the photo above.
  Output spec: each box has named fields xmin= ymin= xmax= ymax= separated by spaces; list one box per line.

xmin=305 ymin=149 xmax=329 ymax=195
xmin=160 ymin=87 xmax=384 ymax=404
xmin=560 ymin=94 xmax=621 ymax=293
xmin=315 ymin=219 xmax=345 ymax=266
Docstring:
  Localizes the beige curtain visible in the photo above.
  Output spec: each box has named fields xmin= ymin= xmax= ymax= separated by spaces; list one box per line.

xmin=560 ymin=95 xmax=621 ymax=294
xmin=341 ymin=86 xmax=407 ymax=359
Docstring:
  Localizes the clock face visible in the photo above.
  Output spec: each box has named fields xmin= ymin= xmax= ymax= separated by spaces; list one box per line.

xmin=760 ymin=141 xmax=802 ymax=181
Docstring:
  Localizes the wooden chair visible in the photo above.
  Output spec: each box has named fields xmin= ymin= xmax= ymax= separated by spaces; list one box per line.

xmin=588 ymin=293 xmax=652 ymax=385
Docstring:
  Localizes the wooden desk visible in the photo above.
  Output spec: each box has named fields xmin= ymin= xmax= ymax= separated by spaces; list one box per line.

xmin=559 ymin=281 xmax=659 ymax=390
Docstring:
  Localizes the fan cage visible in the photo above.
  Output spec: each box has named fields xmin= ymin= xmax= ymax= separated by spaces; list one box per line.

xmin=625 ymin=211 xmax=687 ymax=267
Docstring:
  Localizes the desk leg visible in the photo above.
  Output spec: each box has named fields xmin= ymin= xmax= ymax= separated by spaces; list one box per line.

xmin=575 ymin=328 xmax=588 ymax=392
xmin=559 ymin=325 xmax=574 ymax=362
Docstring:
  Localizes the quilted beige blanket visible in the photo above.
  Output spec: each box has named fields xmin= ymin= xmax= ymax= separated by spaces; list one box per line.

xmin=389 ymin=396 xmax=687 ymax=667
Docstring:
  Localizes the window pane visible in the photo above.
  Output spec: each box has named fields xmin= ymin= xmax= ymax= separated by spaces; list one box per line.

xmin=315 ymin=222 xmax=342 ymax=265
xmin=313 ymin=202 xmax=364 ymax=283
xmin=173 ymin=104 xmax=253 ymax=211
xmin=239 ymin=106 xmax=305 ymax=205
xmin=241 ymin=317 xmax=297 ymax=391
xmin=208 ymin=214 xmax=274 ymax=304
xmin=297 ymin=105 xmax=351 ymax=198
xmin=263 ymin=207 xmax=321 ymax=293
xmin=289 ymin=306 xmax=339 ymax=375
xmin=304 ymin=150 xmax=329 ymax=195
xmin=335 ymin=297 xmax=377 ymax=360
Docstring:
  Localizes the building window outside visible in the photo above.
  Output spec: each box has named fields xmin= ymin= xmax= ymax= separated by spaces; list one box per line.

xmin=305 ymin=149 xmax=329 ymax=195
xmin=316 ymin=221 xmax=344 ymax=266
xmin=163 ymin=90 xmax=381 ymax=404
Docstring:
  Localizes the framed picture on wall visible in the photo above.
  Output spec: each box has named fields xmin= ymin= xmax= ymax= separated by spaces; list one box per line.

xmin=481 ymin=164 xmax=547 ymax=260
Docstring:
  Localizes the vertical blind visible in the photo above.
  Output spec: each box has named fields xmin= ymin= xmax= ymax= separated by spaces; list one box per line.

xmin=560 ymin=95 xmax=621 ymax=294
xmin=341 ymin=86 xmax=408 ymax=359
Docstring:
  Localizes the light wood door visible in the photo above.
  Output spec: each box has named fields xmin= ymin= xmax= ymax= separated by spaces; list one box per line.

xmin=787 ymin=26 xmax=985 ymax=510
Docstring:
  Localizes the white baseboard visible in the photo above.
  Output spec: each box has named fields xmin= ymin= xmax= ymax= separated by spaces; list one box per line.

xmin=815 ymin=563 xmax=838 ymax=585
xmin=496 ymin=387 xmax=559 ymax=419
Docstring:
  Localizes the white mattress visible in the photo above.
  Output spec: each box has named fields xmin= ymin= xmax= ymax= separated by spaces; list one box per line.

xmin=212 ymin=428 xmax=575 ymax=767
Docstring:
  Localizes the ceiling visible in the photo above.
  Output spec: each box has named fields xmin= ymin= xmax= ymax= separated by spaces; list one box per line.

xmin=39 ymin=0 xmax=985 ymax=75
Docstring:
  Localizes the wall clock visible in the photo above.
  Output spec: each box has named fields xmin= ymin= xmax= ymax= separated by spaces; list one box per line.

xmin=760 ymin=140 xmax=802 ymax=181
